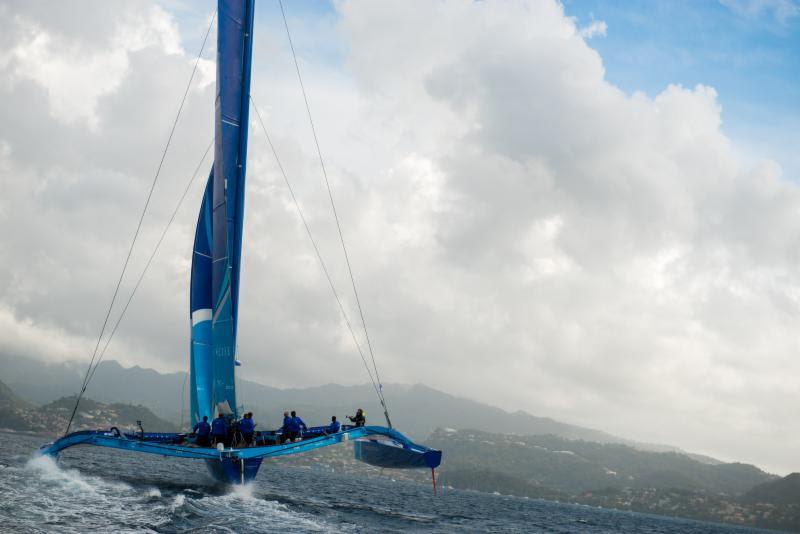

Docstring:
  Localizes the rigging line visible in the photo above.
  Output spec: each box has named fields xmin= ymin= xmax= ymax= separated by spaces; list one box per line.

xmin=86 ymin=139 xmax=213 ymax=387
xmin=249 ymin=96 xmax=383 ymax=403
xmin=278 ymin=1 xmax=392 ymax=427
xmin=64 ymin=11 xmax=217 ymax=437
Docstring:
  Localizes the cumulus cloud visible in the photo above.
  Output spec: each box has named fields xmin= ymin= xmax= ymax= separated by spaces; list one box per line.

xmin=4 ymin=3 xmax=182 ymax=129
xmin=0 ymin=0 xmax=798 ymax=474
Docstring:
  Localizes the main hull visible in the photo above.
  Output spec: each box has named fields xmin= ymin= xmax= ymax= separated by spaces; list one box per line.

xmin=206 ymin=457 xmax=263 ymax=484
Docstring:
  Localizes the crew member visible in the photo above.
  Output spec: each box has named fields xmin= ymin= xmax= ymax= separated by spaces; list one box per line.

xmin=279 ymin=411 xmax=292 ymax=444
xmin=239 ymin=412 xmax=255 ymax=446
xmin=211 ymin=413 xmax=227 ymax=446
xmin=327 ymin=415 xmax=341 ymax=434
xmin=290 ymin=410 xmax=307 ymax=440
xmin=193 ymin=415 xmax=211 ymax=447
xmin=347 ymin=408 xmax=366 ymax=427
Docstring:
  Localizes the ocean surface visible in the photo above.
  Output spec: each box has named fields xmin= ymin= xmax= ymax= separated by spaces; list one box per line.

xmin=0 ymin=431 xmax=777 ymax=533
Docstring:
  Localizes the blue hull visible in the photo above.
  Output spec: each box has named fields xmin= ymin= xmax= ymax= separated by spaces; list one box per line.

xmin=205 ymin=457 xmax=263 ymax=484
xmin=39 ymin=425 xmax=440 ymax=484
xmin=354 ymin=438 xmax=442 ymax=469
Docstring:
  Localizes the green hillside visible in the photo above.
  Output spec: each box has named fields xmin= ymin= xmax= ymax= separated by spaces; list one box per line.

xmin=0 ymin=378 xmax=33 ymax=430
xmin=425 ymin=428 xmax=799 ymax=532
xmin=745 ymin=473 xmax=800 ymax=505
xmin=0 ymin=379 xmax=176 ymax=435
xmin=428 ymin=428 xmax=775 ymax=495
xmin=41 ymin=396 xmax=179 ymax=433
xmin=0 ymin=379 xmax=26 ymax=409
xmin=741 ymin=474 xmax=800 ymax=531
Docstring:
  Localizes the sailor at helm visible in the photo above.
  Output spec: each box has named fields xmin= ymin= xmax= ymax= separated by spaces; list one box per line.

xmin=347 ymin=408 xmax=366 ymax=427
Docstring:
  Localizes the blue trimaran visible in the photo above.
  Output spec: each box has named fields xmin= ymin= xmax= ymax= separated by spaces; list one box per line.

xmin=40 ymin=0 xmax=441 ymax=485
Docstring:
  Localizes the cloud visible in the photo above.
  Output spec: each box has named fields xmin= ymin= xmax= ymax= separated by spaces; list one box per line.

xmin=1 ymin=0 xmax=799 ymax=475
xmin=3 ymin=3 xmax=182 ymax=129
xmin=578 ymin=20 xmax=607 ymax=39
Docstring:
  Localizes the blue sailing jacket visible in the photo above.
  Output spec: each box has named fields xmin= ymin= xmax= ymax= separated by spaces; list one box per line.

xmin=327 ymin=420 xmax=341 ymax=433
xmin=285 ymin=416 xmax=307 ymax=432
xmin=211 ymin=416 xmax=227 ymax=436
xmin=239 ymin=417 xmax=255 ymax=433
xmin=193 ymin=420 xmax=211 ymax=436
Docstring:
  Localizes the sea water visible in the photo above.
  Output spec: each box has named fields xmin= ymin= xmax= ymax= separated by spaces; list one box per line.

xmin=0 ymin=431 xmax=775 ymax=533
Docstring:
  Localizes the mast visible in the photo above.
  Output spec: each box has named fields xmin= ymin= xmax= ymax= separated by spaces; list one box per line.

xmin=190 ymin=0 xmax=255 ymax=423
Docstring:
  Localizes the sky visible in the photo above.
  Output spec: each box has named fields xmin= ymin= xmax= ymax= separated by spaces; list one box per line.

xmin=0 ymin=0 xmax=799 ymax=474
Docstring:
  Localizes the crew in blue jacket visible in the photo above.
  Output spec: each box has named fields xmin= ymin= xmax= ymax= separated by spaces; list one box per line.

xmin=327 ymin=415 xmax=340 ymax=434
xmin=279 ymin=411 xmax=293 ymax=444
xmin=211 ymin=414 xmax=227 ymax=446
xmin=290 ymin=410 xmax=308 ymax=434
xmin=280 ymin=410 xmax=307 ymax=443
xmin=193 ymin=415 xmax=211 ymax=447
xmin=239 ymin=412 xmax=255 ymax=446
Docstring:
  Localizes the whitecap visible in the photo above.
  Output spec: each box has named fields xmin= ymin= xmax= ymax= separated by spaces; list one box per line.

xmin=228 ymin=482 xmax=256 ymax=500
xmin=26 ymin=454 xmax=96 ymax=493
xmin=171 ymin=493 xmax=186 ymax=511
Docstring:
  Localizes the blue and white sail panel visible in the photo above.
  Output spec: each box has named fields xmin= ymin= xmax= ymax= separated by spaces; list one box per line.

xmin=210 ymin=0 xmax=255 ymax=417
xmin=190 ymin=174 xmax=214 ymax=424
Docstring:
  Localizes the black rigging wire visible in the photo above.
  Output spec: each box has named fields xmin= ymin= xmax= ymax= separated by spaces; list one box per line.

xmin=250 ymin=97 xmax=383 ymax=406
xmin=63 ymin=11 xmax=217 ymax=437
xmin=69 ymin=139 xmax=212 ymax=435
xmin=278 ymin=0 xmax=392 ymax=428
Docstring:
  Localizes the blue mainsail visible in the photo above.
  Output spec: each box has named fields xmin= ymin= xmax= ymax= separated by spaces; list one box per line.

xmin=190 ymin=0 xmax=255 ymax=422
xmin=190 ymin=174 xmax=214 ymax=424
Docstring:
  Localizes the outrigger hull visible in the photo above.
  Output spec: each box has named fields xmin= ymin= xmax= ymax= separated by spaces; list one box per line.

xmin=354 ymin=438 xmax=442 ymax=469
xmin=39 ymin=426 xmax=440 ymax=484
